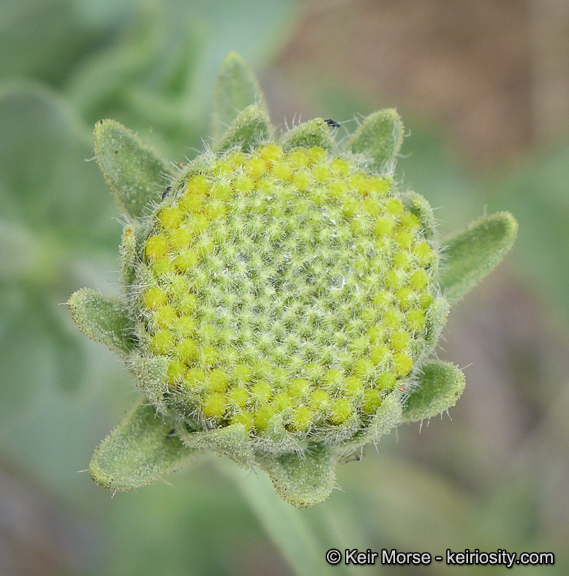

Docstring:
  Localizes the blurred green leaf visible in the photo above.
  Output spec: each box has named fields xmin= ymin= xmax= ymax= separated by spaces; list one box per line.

xmin=68 ymin=4 xmax=175 ymax=131
xmin=0 ymin=84 xmax=117 ymax=246
xmin=67 ymin=0 xmax=299 ymax=158
xmin=213 ymin=51 xmax=267 ymax=141
xmin=0 ymin=84 xmax=119 ymax=403
xmin=0 ymin=0 xmax=120 ymax=86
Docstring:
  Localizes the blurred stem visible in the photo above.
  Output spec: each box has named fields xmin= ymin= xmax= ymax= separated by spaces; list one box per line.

xmin=217 ymin=458 xmax=363 ymax=576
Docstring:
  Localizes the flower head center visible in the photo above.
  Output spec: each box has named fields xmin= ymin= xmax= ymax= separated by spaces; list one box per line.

xmin=140 ymin=145 xmax=437 ymax=435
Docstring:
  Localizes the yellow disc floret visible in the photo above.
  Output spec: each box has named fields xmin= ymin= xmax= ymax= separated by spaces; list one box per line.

xmin=138 ymin=145 xmax=442 ymax=439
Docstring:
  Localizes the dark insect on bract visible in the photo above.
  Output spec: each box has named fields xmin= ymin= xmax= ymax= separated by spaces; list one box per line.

xmin=325 ymin=118 xmax=340 ymax=128
xmin=162 ymin=186 xmax=172 ymax=199
xmin=339 ymin=452 xmax=363 ymax=464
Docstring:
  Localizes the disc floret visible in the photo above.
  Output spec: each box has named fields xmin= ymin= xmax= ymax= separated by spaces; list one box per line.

xmin=136 ymin=143 xmax=443 ymax=446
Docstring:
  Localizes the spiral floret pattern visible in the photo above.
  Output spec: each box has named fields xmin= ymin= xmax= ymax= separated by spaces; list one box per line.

xmin=136 ymin=143 xmax=444 ymax=444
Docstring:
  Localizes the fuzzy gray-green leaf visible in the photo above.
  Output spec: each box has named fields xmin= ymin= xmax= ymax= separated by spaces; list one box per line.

xmin=129 ymin=355 xmax=170 ymax=408
xmin=213 ymin=52 xmax=267 ymax=142
xmin=179 ymin=424 xmax=255 ymax=469
xmin=281 ymin=118 xmax=336 ymax=152
xmin=336 ymin=393 xmax=402 ymax=457
xmin=216 ymin=105 xmax=270 ymax=153
xmin=348 ymin=109 xmax=404 ymax=172
xmin=402 ymin=191 xmax=436 ymax=240
xmin=258 ymin=445 xmax=337 ymax=508
xmin=119 ymin=224 xmax=141 ymax=290
xmin=67 ymin=288 xmax=135 ymax=356
xmin=93 ymin=119 xmax=170 ymax=218
xmin=441 ymin=212 xmax=518 ymax=301
xmin=424 ymin=296 xmax=450 ymax=350
xmin=403 ymin=361 xmax=466 ymax=423
xmin=89 ymin=400 xmax=195 ymax=491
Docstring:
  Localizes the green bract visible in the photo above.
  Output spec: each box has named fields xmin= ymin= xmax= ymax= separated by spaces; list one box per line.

xmin=68 ymin=52 xmax=517 ymax=507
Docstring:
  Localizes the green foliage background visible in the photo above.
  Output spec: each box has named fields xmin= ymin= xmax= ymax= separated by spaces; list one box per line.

xmin=1 ymin=1 xmax=568 ymax=574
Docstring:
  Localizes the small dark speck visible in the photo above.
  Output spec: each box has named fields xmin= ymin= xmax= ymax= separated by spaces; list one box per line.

xmin=340 ymin=452 xmax=363 ymax=463
xmin=162 ymin=186 xmax=172 ymax=199
xmin=325 ymin=118 xmax=340 ymax=128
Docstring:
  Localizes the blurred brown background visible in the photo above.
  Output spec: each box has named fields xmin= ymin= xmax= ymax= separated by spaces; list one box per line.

xmin=271 ymin=0 xmax=569 ymax=167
